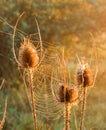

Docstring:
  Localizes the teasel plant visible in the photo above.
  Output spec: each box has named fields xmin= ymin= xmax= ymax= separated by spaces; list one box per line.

xmin=18 ymin=37 xmax=40 ymax=130
xmin=51 ymin=51 xmax=79 ymax=130
xmin=12 ymin=13 xmax=44 ymax=130
xmin=76 ymin=62 xmax=93 ymax=130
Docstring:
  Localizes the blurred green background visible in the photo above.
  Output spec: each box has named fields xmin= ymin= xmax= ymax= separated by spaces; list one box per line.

xmin=0 ymin=0 xmax=106 ymax=130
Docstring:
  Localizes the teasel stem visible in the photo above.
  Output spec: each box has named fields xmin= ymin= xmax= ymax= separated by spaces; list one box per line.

xmin=28 ymin=69 xmax=38 ymax=130
xmin=23 ymin=70 xmax=32 ymax=108
xmin=62 ymin=49 xmax=70 ymax=130
xmin=64 ymin=103 xmax=71 ymax=130
xmin=80 ymin=87 xmax=87 ymax=130
xmin=0 ymin=97 xmax=7 ymax=130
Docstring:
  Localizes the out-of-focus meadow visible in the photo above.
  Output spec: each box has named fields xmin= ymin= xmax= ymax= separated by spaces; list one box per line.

xmin=0 ymin=0 xmax=105 ymax=130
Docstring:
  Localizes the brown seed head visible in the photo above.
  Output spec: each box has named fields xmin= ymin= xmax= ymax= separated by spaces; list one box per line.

xmin=58 ymin=85 xmax=65 ymax=102
xmin=59 ymin=85 xmax=78 ymax=103
xmin=67 ymin=88 xmax=78 ymax=103
xmin=77 ymin=64 xmax=85 ymax=86
xmin=18 ymin=38 xmax=39 ymax=68
xmin=76 ymin=64 xmax=93 ymax=87
xmin=83 ymin=66 xmax=93 ymax=87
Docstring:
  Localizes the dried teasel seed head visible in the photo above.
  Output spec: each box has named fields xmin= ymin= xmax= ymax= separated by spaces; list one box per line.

xmin=76 ymin=64 xmax=85 ymax=86
xmin=59 ymin=85 xmax=78 ymax=104
xmin=83 ymin=65 xmax=93 ymax=87
xmin=18 ymin=38 xmax=39 ymax=68
xmin=76 ymin=64 xmax=93 ymax=87
xmin=66 ymin=88 xmax=78 ymax=103
xmin=58 ymin=85 xmax=66 ymax=102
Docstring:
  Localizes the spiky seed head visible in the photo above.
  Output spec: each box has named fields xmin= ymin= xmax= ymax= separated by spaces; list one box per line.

xmin=18 ymin=38 xmax=39 ymax=68
xmin=76 ymin=64 xmax=85 ymax=86
xmin=83 ymin=66 xmax=93 ymax=87
xmin=59 ymin=85 xmax=66 ymax=102
xmin=67 ymin=89 xmax=78 ymax=103
xmin=59 ymin=85 xmax=78 ymax=104
xmin=76 ymin=64 xmax=93 ymax=87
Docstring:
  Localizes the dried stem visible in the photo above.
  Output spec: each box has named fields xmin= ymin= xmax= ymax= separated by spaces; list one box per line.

xmin=0 ymin=98 xmax=7 ymax=130
xmin=62 ymin=49 xmax=67 ymax=103
xmin=64 ymin=103 xmax=71 ymax=130
xmin=62 ymin=49 xmax=71 ymax=130
xmin=28 ymin=69 xmax=38 ymax=130
xmin=35 ymin=18 xmax=43 ymax=57
xmin=23 ymin=70 xmax=32 ymax=108
xmin=80 ymin=87 xmax=87 ymax=130
xmin=12 ymin=12 xmax=25 ymax=66
xmin=0 ymin=79 xmax=5 ymax=90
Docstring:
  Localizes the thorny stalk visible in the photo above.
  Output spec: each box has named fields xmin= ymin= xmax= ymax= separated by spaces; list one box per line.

xmin=80 ymin=87 xmax=87 ymax=130
xmin=62 ymin=49 xmax=70 ymax=130
xmin=0 ymin=79 xmax=5 ymax=90
xmin=0 ymin=98 xmax=7 ymax=130
xmin=28 ymin=69 xmax=38 ymax=130
xmin=64 ymin=103 xmax=71 ymax=130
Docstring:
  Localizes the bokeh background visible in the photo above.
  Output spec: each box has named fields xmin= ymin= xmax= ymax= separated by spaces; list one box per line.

xmin=0 ymin=0 xmax=105 ymax=130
